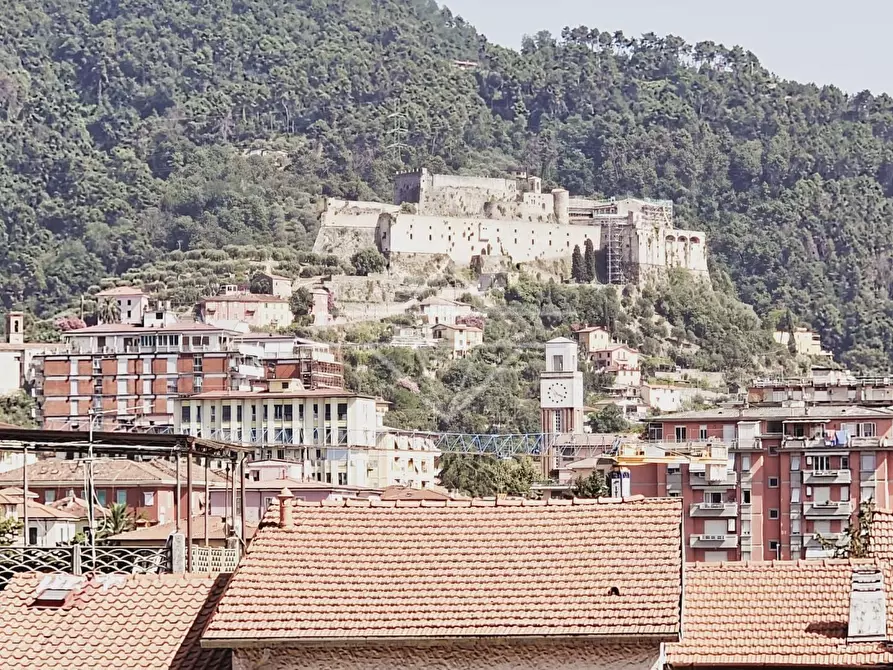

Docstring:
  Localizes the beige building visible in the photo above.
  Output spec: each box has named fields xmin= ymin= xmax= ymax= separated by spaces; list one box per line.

xmin=257 ymin=271 xmax=294 ymax=299
xmin=773 ymin=327 xmax=833 ymax=358
xmin=592 ymin=344 xmax=641 ymax=387
xmin=431 ymin=323 xmax=483 ymax=358
xmin=315 ymin=168 xmax=709 ymax=284
xmin=574 ymin=325 xmax=620 ymax=354
xmin=199 ymin=294 xmax=291 ymax=329
xmin=0 ymin=311 xmax=63 ymax=395
xmin=418 ymin=296 xmax=473 ymax=325
xmin=95 ymin=286 xmax=149 ymax=325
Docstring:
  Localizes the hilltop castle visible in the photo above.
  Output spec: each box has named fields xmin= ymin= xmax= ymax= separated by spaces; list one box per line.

xmin=313 ymin=168 xmax=708 ymax=283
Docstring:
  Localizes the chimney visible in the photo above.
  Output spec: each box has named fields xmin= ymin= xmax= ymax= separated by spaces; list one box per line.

xmin=277 ymin=487 xmax=293 ymax=529
xmin=848 ymin=567 xmax=887 ymax=643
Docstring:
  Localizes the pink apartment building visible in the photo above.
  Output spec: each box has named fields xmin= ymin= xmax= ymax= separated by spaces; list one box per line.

xmin=631 ymin=404 xmax=893 ymax=562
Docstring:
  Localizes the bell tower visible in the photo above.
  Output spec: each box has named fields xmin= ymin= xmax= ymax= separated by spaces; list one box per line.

xmin=7 ymin=311 xmax=23 ymax=346
xmin=539 ymin=337 xmax=584 ymax=434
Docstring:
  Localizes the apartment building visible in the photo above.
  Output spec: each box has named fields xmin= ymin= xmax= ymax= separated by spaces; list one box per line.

xmin=175 ymin=383 xmax=436 ymax=489
xmin=34 ymin=319 xmax=253 ymax=431
xmin=627 ymin=404 xmax=893 ymax=563
xmin=198 ymin=293 xmax=291 ymax=329
xmin=749 ymin=372 xmax=893 ymax=406
xmin=238 ymin=333 xmax=344 ymax=390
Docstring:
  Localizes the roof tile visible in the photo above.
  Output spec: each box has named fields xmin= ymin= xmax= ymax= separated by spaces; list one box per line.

xmin=667 ymin=560 xmax=893 ymax=667
xmin=203 ymin=497 xmax=682 ymax=645
xmin=0 ymin=573 xmax=230 ymax=670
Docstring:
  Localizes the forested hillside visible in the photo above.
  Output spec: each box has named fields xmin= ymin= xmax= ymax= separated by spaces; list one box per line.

xmin=4 ymin=0 xmax=893 ymax=368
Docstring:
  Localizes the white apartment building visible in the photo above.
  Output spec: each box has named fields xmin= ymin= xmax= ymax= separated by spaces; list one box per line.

xmin=173 ymin=381 xmax=436 ymax=488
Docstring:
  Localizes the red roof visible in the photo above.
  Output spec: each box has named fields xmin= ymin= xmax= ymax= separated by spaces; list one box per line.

xmin=95 ymin=286 xmax=146 ymax=297
xmin=668 ymin=560 xmax=893 ymax=667
xmin=202 ymin=496 xmax=682 ymax=645
xmin=0 ymin=573 xmax=231 ymax=670
xmin=871 ymin=508 xmax=893 ymax=562
xmin=66 ymin=321 xmax=231 ymax=335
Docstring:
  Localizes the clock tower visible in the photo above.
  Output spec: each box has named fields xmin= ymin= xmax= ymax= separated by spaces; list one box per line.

xmin=540 ymin=337 xmax=585 ymax=434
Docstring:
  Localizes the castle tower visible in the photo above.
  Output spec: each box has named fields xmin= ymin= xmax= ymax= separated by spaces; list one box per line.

xmin=539 ymin=337 xmax=584 ymax=434
xmin=7 ymin=311 xmax=23 ymax=346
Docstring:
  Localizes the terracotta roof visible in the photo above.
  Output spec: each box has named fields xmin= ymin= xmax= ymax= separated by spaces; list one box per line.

xmin=0 ymin=487 xmax=37 ymax=499
xmin=656 ymin=404 xmax=893 ymax=422
xmin=668 ymin=559 xmax=893 ymax=667
xmin=201 ymin=294 xmax=288 ymax=304
xmin=0 ymin=573 xmax=231 ymax=670
xmin=0 ymin=459 xmax=227 ymax=488
xmin=65 ymin=321 xmax=232 ymax=335
xmin=431 ymin=323 xmax=483 ymax=333
xmin=202 ymin=496 xmax=682 ymax=645
xmin=871 ymin=508 xmax=893 ymax=562
xmin=95 ymin=286 xmax=146 ymax=297
xmin=107 ymin=515 xmax=257 ymax=542
xmin=15 ymin=501 xmax=79 ymax=520
xmin=378 ymin=484 xmax=461 ymax=501
xmin=46 ymin=496 xmax=109 ymax=519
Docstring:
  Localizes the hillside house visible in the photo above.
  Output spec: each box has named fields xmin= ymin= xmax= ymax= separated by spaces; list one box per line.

xmin=432 ymin=323 xmax=483 ymax=358
xmin=94 ymin=286 xmax=149 ymax=325
xmin=592 ymin=344 xmax=641 ymax=387
xmin=199 ymin=294 xmax=291 ymax=329
xmin=418 ymin=296 xmax=473 ymax=326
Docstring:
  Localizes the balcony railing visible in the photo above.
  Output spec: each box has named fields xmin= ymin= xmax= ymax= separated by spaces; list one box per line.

xmin=803 ymin=469 xmax=852 ymax=485
xmin=805 ymin=532 xmax=847 ymax=548
xmin=0 ymin=544 xmax=171 ymax=590
xmin=689 ymin=471 xmax=738 ymax=487
xmin=804 ymin=501 xmax=854 ymax=517
xmin=689 ymin=502 xmax=738 ymax=517
xmin=690 ymin=534 xmax=739 ymax=549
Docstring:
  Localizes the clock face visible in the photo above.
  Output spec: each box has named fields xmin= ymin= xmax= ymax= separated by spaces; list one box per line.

xmin=547 ymin=382 xmax=569 ymax=404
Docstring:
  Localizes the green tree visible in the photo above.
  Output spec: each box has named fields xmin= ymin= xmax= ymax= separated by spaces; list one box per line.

xmin=571 ymin=471 xmax=609 ymax=498
xmin=438 ymin=453 xmax=539 ymax=498
xmin=351 ymin=248 xmax=386 ymax=276
xmin=571 ymin=244 xmax=584 ymax=283
xmin=587 ymin=405 xmax=630 ymax=433
xmin=96 ymin=502 xmax=137 ymax=539
xmin=821 ymin=500 xmax=875 ymax=559
xmin=249 ymin=274 xmax=273 ymax=295
xmin=0 ymin=392 xmax=36 ymax=427
xmin=583 ymin=239 xmax=597 ymax=283
xmin=289 ymin=287 xmax=312 ymax=320
xmin=95 ymin=298 xmax=121 ymax=324
xmin=0 ymin=517 xmax=23 ymax=545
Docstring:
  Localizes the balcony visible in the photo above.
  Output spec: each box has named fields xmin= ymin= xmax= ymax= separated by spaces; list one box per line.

xmin=804 ymin=532 xmax=847 ymax=548
xmin=689 ymin=470 xmax=738 ymax=487
xmin=690 ymin=534 xmax=739 ymax=549
xmin=804 ymin=501 xmax=854 ymax=518
xmin=782 ymin=436 xmax=827 ymax=450
xmin=803 ymin=469 xmax=852 ymax=485
xmin=689 ymin=502 xmax=738 ymax=518
xmin=850 ymin=436 xmax=881 ymax=448
xmin=231 ymin=363 xmax=264 ymax=378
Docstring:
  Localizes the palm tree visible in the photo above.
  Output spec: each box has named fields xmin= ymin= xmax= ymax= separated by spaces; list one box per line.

xmin=97 ymin=502 xmax=136 ymax=539
xmin=96 ymin=297 xmax=121 ymax=324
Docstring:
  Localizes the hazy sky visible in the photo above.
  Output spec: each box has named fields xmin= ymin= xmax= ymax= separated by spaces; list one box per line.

xmin=442 ymin=0 xmax=891 ymax=95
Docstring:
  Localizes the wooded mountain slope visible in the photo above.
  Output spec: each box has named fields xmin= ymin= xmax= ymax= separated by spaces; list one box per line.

xmin=3 ymin=0 xmax=893 ymax=368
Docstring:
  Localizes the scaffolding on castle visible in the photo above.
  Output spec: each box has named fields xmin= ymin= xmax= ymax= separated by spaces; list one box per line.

xmin=606 ymin=220 xmax=626 ymax=285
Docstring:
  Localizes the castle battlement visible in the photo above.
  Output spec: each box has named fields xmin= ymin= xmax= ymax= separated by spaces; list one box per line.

xmin=314 ymin=169 xmax=708 ymax=284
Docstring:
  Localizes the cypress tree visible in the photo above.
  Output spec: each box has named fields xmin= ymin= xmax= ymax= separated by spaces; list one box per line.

xmin=583 ymin=239 xmax=596 ymax=283
xmin=571 ymin=245 xmax=584 ymax=282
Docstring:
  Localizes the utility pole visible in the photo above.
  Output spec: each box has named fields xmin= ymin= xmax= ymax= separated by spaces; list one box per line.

xmin=386 ymin=106 xmax=409 ymax=165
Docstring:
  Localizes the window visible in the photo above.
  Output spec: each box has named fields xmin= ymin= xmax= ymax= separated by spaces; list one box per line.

xmin=813 ymin=486 xmax=831 ymax=503
xmin=791 ymin=488 xmax=801 ymax=503
xmin=766 ymin=421 xmax=783 ymax=434
xmin=841 ymin=487 xmax=850 ymax=501
xmin=96 ymin=490 xmax=107 ymax=506
xmin=648 ymin=424 xmax=663 ymax=441
xmin=704 ymin=491 xmax=723 ymax=504
xmin=769 ymin=540 xmax=780 ymax=552
xmin=251 ymin=405 xmax=257 ymax=422
xmin=277 ymin=449 xmax=286 ymax=460
xmin=324 ymin=405 xmax=332 ymax=421
xmin=699 ymin=425 xmax=708 ymax=440
xmin=861 ymin=453 xmax=876 ymax=471
xmin=553 ymin=412 xmax=562 ymax=433
xmin=313 ymin=403 xmax=319 ymax=420
xmin=741 ymin=454 xmax=751 ymax=471
xmin=116 ymin=490 xmax=127 ymax=505
xmin=284 ymin=405 xmax=293 ymax=421
xmin=742 ymin=489 xmax=752 ymax=504
xmin=859 ymin=423 xmax=877 ymax=438
xmin=841 ymin=456 xmax=849 ymax=469
xmin=790 ymin=455 xmax=800 ymax=471
xmin=210 ymin=406 xmax=216 ymax=425
xmin=552 ymin=355 xmax=564 ymax=372
xmin=813 ymin=455 xmax=830 ymax=472
xmin=768 ymin=477 xmax=779 ymax=488
xmin=28 ymin=527 xmax=37 ymax=545
xmin=337 ymin=403 xmax=348 ymax=421
xmin=742 ymin=520 xmax=752 ymax=536
xmin=791 ymin=518 xmax=800 ymax=534
xmin=861 ymin=487 xmax=875 ymax=502
xmin=237 ymin=405 xmax=243 ymax=422
xmin=674 ymin=426 xmax=687 ymax=442
xmin=769 ymin=509 xmax=780 ymax=520
xmin=166 ymin=379 xmax=177 ymax=393
xmin=338 ymin=472 xmax=348 ymax=486
xmin=193 ymin=356 xmax=203 ymax=372
xmin=325 ymin=473 xmax=332 ymax=484
xmin=283 ymin=428 xmax=293 ymax=444
xmin=143 ymin=491 xmax=155 ymax=506
xmin=768 ymin=446 xmax=779 ymax=455
xmin=222 ymin=405 xmax=231 ymax=422
xmin=43 ymin=490 xmax=56 ymax=503
xmin=274 ymin=404 xmax=284 ymax=420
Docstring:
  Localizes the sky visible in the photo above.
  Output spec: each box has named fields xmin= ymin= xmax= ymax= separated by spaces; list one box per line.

xmin=442 ymin=0 xmax=892 ymax=95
